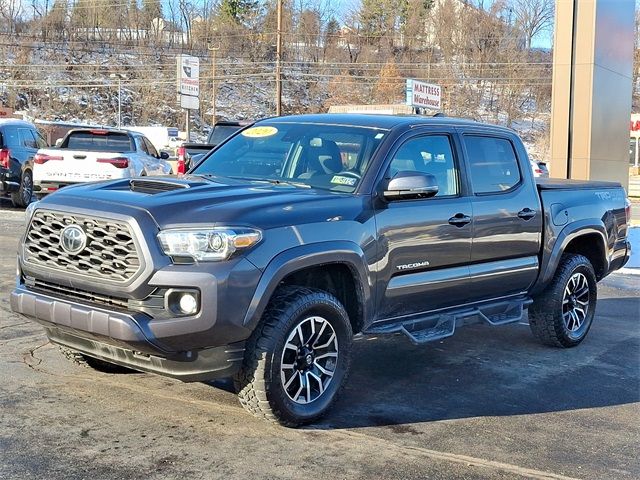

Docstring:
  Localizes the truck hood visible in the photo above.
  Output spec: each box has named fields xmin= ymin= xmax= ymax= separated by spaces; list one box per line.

xmin=36 ymin=175 xmax=366 ymax=230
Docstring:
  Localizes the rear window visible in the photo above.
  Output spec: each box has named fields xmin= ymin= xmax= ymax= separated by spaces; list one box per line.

xmin=209 ymin=125 xmax=242 ymax=145
xmin=65 ymin=131 xmax=133 ymax=152
xmin=0 ymin=127 xmax=20 ymax=148
xmin=464 ymin=135 xmax=521 ymax=194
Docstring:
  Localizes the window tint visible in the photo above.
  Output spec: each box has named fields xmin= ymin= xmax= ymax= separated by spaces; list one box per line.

xmin=18 ymin=128 xmax=37 ymax=149
xmin=1 ymin=127 xmax=20 ymax=148
xmin=35 ymin=131 xmax=47 ymax=148
xmin=209 ymin=125 xmax=241 ymax=145
xmin=464 ymin=136 xmax=521 ymax=193
xmin=388 ymin=135 xmax=458 ymax=197
xmin=143 ymin=138 xmax=159 ymax=157
xmin=66 ymin=131 xmax=133 ymax=152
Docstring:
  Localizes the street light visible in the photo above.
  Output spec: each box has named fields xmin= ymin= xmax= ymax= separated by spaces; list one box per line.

xmin=110 ymin=73 xmax=127 ymax=128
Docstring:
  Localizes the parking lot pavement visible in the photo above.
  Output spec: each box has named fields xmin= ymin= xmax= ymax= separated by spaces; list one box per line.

xmin=1 ymin=203 xmax=638 ymax=480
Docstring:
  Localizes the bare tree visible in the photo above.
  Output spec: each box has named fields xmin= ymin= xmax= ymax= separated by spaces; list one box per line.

xmin=0 ymin=0 xmax=24 ymax=34
xmin=507 ymin=0 xmax=553 ymax=49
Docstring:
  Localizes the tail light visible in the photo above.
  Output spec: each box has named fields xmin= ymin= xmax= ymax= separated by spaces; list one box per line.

xmin=97 ymin=157 xmax=129 ymax=169
xmin=534 ymin=168 xmax=543 ymax=175
xmin=177 ymin=146 xmax=186 ymax=175
xmin=34 ymin=153 xmax=64 ymax=164
xmin=0 ymin=148 xmax=10 ymax=168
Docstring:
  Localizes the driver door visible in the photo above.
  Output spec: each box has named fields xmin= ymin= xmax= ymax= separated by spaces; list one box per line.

xmin=374 ymin=131 xmax=473 ymax=320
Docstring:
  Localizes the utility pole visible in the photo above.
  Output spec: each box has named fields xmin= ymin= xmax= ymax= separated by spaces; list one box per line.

xmin=208 ymin=44 xmax=220 ymax=126
xmin=110 ymin=73 xmax=126 ymax=128
xmin=275 ymin=0 xmax=283 ymax=116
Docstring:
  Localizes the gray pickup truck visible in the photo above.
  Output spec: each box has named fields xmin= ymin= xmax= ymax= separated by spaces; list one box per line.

xmin=11 ymin=114 xmax=631 ymax=426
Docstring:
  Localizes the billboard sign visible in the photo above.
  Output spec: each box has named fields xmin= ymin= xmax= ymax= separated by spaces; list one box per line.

xmin=406 ymin=79 xmax=442 ymax=110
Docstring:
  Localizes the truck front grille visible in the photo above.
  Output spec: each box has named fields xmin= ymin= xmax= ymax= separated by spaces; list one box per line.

xmin=24 ymin=210 xmax=142 ymax=282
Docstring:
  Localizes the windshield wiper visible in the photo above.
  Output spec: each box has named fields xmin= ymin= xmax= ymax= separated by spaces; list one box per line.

xmin=262 ymin=178 xmax=311 ymax=188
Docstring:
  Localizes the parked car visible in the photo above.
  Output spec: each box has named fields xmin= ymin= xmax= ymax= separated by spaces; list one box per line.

xmin=177 ymin=120 xmax=253 ymax=173
xmin=33 ymin=128 xmax=173 ymax=198
xmin=12 ymin=114 xmax=631 ymax=427
xmin=530 ymin=158 xmax=550 ymax=177
xmin=0 ymin=119 xmax=48 ymax=207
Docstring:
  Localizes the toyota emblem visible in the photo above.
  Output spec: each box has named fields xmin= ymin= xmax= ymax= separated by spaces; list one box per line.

xmin=60 ymin=225 xmax=87 ymax=255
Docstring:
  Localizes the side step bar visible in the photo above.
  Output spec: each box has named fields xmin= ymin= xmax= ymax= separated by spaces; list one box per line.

xmin=367 ymin=297 xmax=532 ymax=345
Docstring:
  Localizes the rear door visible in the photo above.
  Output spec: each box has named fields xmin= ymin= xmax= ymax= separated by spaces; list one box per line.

xmin=460 ymin=130 xmax=542 ymax=301
xmin=374 ymin=129 xmax=473 ymax=320
xmin=142 ymin=137 xmax=165 ymax=174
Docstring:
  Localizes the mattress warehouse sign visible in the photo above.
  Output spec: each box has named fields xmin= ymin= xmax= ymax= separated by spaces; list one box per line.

xmin=406 ymin=79 xmax=442 ymax=110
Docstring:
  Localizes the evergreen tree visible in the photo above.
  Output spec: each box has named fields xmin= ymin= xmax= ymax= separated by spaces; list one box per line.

xmin=220 ymin=0 xmax=259 ymax=24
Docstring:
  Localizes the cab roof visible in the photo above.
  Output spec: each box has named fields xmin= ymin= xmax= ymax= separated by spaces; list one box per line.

xmin=260 ymin=113 xmax=513 ymax=133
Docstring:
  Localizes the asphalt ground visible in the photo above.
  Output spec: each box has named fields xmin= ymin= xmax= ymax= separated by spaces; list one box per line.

xmin=1 ymin=200 xmax=638 ymax=480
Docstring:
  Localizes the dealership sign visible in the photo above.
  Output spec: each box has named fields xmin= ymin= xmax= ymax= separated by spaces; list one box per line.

xmin=177 ymin=55 xmax=199 ymax=110
xmin=406 ymin=79 xmax=442 ymax=110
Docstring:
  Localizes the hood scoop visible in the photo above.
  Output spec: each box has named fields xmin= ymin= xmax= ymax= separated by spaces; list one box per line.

xmin=129 ymin=178 xmax=194 ymax=194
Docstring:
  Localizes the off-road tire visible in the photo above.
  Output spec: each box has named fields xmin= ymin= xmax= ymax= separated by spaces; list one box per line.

xmin=11 ymin=169 xmax=33 ymax=208
xmin=234 ymin=286 xmax=353 ymax=427
xmin=529 ymin=254 xmax=597 ymax=348
xmin=58 ymin=346 xmax=134 ymax=373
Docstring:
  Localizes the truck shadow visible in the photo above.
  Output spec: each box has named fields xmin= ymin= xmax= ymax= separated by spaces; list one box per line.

xmin=312 ymin=296 xmax=640 ymax=430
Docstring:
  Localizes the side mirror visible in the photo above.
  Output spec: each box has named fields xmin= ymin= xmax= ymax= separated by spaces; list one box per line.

xmin=383 ymin=171 xmax=439 ymax=200
xmin=55 ymin=138 xmax=63 ymax=148
xmin=160 ymin=151 xmax=170 ymax=160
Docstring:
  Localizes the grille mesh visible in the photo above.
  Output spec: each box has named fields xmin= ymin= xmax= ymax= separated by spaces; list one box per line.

xmin=24 ymin=210 xmax=141 ymax=282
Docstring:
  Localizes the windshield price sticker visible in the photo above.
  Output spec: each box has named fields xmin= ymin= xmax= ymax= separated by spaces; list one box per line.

xmin=242 ymin=126 xmax=278 ymax=138
xmin=331 ymin=175 xmax=357 ymax=186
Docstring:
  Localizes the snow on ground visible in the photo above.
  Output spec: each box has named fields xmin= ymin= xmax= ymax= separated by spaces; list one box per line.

xmin=618 ymin=226 xmax=639 ymax=275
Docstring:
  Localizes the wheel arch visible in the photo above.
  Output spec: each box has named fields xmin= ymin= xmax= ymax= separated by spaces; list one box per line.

xmin=532 ymin=221 xmax=609 ymax=295
xmin=242 ymin=241 xmax=372 ymax=335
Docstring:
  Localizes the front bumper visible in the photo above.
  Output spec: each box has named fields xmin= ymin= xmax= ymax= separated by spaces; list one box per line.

xmin=47 ymin=327 xmax=245 ymax=382
xmin=10 ymin=284 xmax=246 ymax=381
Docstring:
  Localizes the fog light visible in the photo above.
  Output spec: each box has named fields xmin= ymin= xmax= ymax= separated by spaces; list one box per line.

xmin=178 ymin=293 xmax=198 ymax=315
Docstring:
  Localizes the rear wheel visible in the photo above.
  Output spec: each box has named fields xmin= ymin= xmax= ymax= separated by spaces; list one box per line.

xmin=11 ymin=169 xmax=33 ymax=208
xmin=529 ymin=254 xmax=597 ymax=347
xmin=235 ymin=287 xmax=353 ymax=427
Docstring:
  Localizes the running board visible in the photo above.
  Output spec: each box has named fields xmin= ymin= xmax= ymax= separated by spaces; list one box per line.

xmin=367 ymin=297 xmax=532 ymax=345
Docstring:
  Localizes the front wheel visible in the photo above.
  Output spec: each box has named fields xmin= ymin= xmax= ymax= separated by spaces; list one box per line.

xmin=529 ymin=254 xmax=597 ymax=347
xmin=235 ymin=287 xmax=353 ymax=427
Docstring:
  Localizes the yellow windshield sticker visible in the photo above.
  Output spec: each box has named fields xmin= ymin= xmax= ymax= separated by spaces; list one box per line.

xmin=331 ymin=175 xmax=357 ymax=186
xmin=241 ymin=126 xmax=278 ymax=138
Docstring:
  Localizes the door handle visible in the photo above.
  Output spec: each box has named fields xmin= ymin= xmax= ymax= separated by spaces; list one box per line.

xmin=448 ymin=213 xmax=471 ymax=227
xmin=518 ymin=208 xmax=536 ymax=220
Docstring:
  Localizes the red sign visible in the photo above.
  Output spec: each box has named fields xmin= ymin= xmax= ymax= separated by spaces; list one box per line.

xmin=0 ymin=107 xmax=13 ymax=118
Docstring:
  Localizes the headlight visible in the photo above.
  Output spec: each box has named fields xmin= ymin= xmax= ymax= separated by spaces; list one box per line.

xmin=157 ymin=227 xmax=262 ymax=261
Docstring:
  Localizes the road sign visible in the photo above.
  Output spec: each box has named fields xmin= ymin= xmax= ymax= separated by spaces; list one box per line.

xmin=177 ymin=55 xmax=199 ymax=110
xmin=406 ymin=79 xmax=442 ymax=110
xmin=180 ymin=94 xmax=199 ymax=110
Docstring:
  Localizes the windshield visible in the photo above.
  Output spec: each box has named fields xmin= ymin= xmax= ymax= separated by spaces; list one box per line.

xmin=192 ymin=122 xmax=387 ymax=192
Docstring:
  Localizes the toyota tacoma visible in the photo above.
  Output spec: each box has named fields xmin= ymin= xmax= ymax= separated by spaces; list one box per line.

xmin=11 ymin=114 xmax=632 ymax=426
